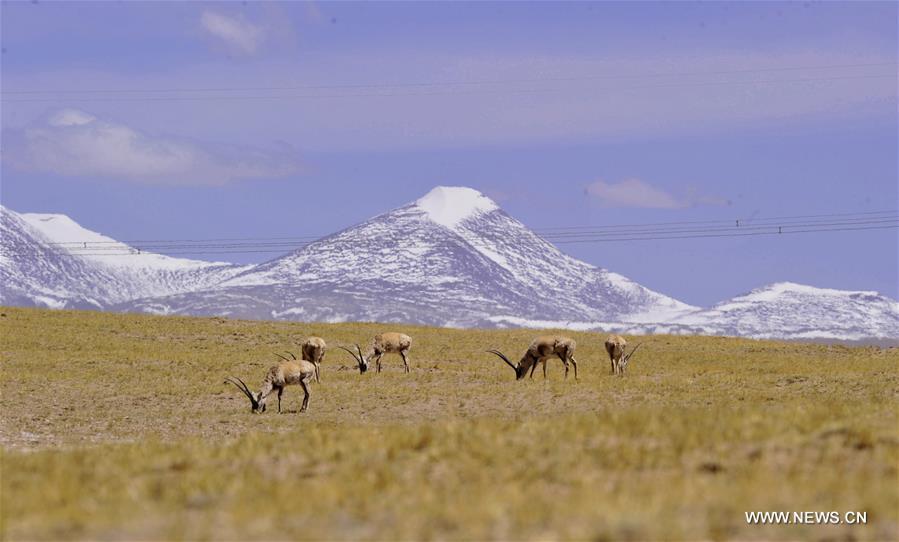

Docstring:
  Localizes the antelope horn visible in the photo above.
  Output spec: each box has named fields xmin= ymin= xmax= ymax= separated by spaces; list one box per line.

xmin=337 ymin=345 xmax=363 ymax=365
xmin=285 ymin=351 xmax=297 ymax=360
xmin=235 ymin=376 xmax=260 ymax=409
xmin=486 ymin=349 xmax=516 ymax=371
xmin=273 ymin=352 xmax=291 ymax=362
xmin=624 ymin=343 xmax=643 ymax=361
xmin=235 ymin=376 xmax=256 ymax=400
xmin=224 ymin=376 xmax=257 ymax=405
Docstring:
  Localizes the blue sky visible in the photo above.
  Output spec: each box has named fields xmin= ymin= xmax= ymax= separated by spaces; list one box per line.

xmin=1 ymin=1 xmax=896 ymax=306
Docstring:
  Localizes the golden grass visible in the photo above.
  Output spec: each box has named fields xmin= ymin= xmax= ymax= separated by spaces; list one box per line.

xmin=1 ymin=306 xmax=896 ymax=540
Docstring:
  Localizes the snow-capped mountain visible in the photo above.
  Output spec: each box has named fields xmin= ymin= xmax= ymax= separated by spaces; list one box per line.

xmin=487 ymin=282 xmax=899 ymax=341
xmin=1 ymin=205 xmax=123 ymax=309
xmin=2 ymin=188 xmax=896 ymax=341
xmin=0 ymin=205 xmax=249 ymax=308
xmin=122 ymin=187 xmax=695 ymax=325
xmin=670 ymin=282 xmax=899 ymax=341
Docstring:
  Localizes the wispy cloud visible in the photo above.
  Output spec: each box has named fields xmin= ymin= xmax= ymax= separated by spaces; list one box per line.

xmin=200 ymin=11 xmax=263 ymax=54
xmin=585 ymin=178 xmax=730 ymax=209
xmin=1 ymin=51 xmax=893 ymax=153
xmin=5 ymin=109 xmax=301 ymax=185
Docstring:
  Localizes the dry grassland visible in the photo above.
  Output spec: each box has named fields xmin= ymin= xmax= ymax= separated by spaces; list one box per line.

xmin=1 ymin=307 xmax=896 ymax=540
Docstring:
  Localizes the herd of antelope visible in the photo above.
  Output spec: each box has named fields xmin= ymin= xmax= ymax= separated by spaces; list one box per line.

xmin=226 ymin=332 xmax=642 ymax=414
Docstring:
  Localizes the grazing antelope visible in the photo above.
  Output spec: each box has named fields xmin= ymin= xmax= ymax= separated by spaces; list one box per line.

xmin=339 ymin=332 xmax=413 ymax=373
xmin=336 ymin=344 xmax=368 ymax=373
xmin=301 ymin=336 xmax=327 ymax=383
xmin=487 ymin=335 xmax=579 ymax=380
xmin=605 ymin=334 xmax=642 ymax=375
xmin=224 ymin=352 xmax=315 ymax=413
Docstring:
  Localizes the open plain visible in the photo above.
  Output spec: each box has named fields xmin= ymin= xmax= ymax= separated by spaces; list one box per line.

xmin=1 ymin=306 xmax=896 ymax=540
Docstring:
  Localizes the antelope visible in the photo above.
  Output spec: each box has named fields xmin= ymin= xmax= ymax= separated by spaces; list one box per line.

xmin=224 ymin=352 xmax=316 ymax=413
xmin=339 ymin=332 xmax=413 ymax=373
xmin=487 ymin=335 xmax=579 ymax=380
xmin=605 ymin=334 xmax=642 ymax=375
xmin=301 ymin=336 xmax=327 ymax=383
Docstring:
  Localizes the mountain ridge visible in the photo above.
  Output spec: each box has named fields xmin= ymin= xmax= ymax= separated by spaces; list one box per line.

xmin=179 ymin=186 xmax=695 ymax=325
xmin=2 ymin=205 xmax=250 ymax=307
xmin=2 ymin=187 xmax=896 ymax=341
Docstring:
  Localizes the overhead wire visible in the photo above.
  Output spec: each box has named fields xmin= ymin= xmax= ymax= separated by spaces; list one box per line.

xmin=533 ymin=208 xmax=899 ymax=231
xmin=4 ymin=60 xmax=893 ymax=96
xmin=539 ymin=216 xmax=899 ymax=239
xmin=57 ymin=224 xmax=899 ymax=256
xmin=5 ymin=60 xmax=895 ymax=255
xmin=550 ymin=223 xmax=898 ymax=245
xmin=43 ymin=209 xmax=899 ymax=247
xmin=45 ymin=210 xmax=899 ymax=252
xmin=3 ymin=74 xmax=893 ymax=103
xmin=46 ymin=217 xmax=898 ymax=256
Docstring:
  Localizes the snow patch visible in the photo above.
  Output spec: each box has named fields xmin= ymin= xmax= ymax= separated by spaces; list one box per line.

xmin=21 ymin=212 xmax=225 ymax=271
xmin=746 ymin=281 xmax=880 ymax=300
xmin=620 ymin=303 xmax=700 ymax=323
xmin=488 ymin=315 xmax=613 ymax=332
xmin=6 ymin=189 xmax=896 ymax=342
xmin=272 ymin=307 xmax=307 ymax=318
xmin=31 ymin=295 xmax=69 ymax=309
xmin=415 ymin=186 xmax=498 ymax=229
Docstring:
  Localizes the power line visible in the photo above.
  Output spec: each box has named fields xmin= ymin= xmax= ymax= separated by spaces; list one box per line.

xmin=52 ymin=217 xmax=899 ymax=252
xmin=44 ymin=209 xmax=898 ymax=249
xmin=553 ymin=224 xmax=898 ymax=244
xmin=3 ymin=73 xmax=893 ymax=104
xmin=52 ymin=221 xmax=899 ymax=256
xmin=534 ymin=208 xmax=899 ymax=231
xmin=539 ymin=216 xmax=899 ymax=239
xmin=47 ymin=234 xmax=326 ymax=246
xmin=4 ymin=61 xmax=893 ymax=95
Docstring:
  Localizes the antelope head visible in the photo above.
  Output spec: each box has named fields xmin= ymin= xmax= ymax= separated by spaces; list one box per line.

xmin=338 ymin=344 xmax=369 ymax=374
xmin=620 ymin=343 xmax=642 ymax=372
xmin=486 ymin=349 xmax=529 ymax=380
xmin=224 ymin=376 xmax=264 ymax=413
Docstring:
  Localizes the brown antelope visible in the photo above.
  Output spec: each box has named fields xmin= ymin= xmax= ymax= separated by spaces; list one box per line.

xmin=225 ymin=352 xmax=315 ymax=413
xmin=301 ymin=336 xmax=327 ymax=383
xmin=487 ymin=335 xmax=579 ymax=380
xmin=604 ymin=334 xmax=642 ymax=375
xmin=339 ymin=332 xmax=413 ymax=373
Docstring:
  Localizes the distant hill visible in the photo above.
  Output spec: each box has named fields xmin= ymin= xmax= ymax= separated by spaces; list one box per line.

xmin=2 ymin=187 xmax=896 ymax=341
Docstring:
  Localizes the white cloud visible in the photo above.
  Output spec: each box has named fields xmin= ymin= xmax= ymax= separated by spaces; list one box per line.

xmin=48 ymin=109 xmax=96 ymax=127
xmin=585 ymin=179 xmax=729 ymax=209
xmin=7 ymin=109 xmax=300 ymax=185
xmin=201 ymin=11 xmax=263 ymax=54
xmin=1 ymin=50 xmax=893 ymax=153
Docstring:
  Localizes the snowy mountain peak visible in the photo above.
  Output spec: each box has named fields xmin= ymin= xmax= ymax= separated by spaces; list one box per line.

xmin=414 ymin=186 xmax=499 ymax=229
xmin=3 ymin=194 xmax=896 ymax=341
xmin=0 ymin=206 xmax=251 ymax=309
xmin=755 ymin=281 xmax=880 ymax=298
xmin=20 ymin=212 xmax=221 ymax=271
xmin=710 ymin=281 xmax=893 ymax=314
xmin=208 ymin=185 xmax=694 ymax=325
xmin=22 ymin=213 xmax=111 ymax=245
xmin=665 ymin=281 xmax=899 ymax=341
